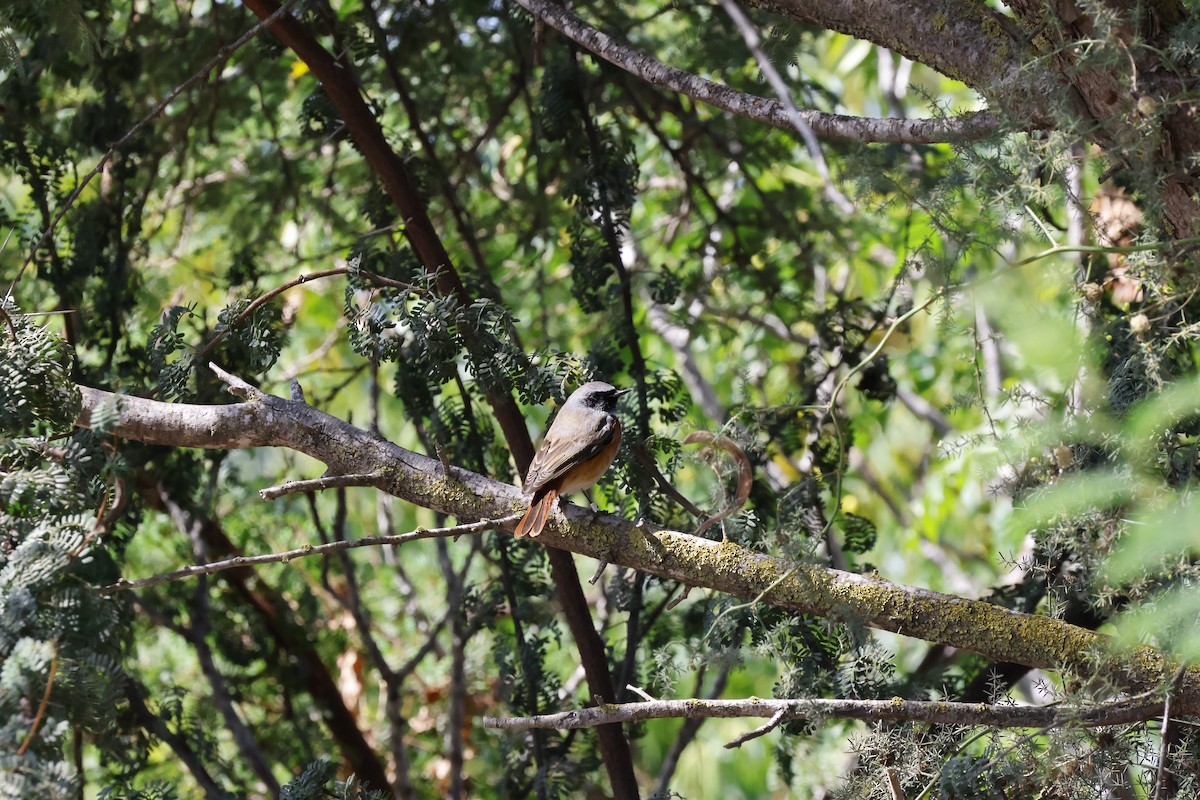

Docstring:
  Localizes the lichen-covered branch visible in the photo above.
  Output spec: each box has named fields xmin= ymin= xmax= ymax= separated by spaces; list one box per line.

xmin=76 ymin=372 xmax=1200 ymax=713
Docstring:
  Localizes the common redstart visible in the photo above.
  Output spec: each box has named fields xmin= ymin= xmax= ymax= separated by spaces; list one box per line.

xmin=514 ymin=381 xmax=628 ymax=538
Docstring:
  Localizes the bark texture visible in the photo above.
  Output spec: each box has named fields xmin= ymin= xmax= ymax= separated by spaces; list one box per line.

xmin=78 ymin=378 xmax=1200 ymax=715
xmin=743 ymin=0 xmax=1200 ymax=238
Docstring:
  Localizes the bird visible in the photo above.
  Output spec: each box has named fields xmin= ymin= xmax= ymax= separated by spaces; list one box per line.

xmin=514 ymin=381 xmax=628 ymax=538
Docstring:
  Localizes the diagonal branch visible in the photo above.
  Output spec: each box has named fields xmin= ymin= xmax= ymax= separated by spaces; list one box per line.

xmin=718 ymin=0 xmax=853 ymax=213
xmin=75 ymin=371 xmax=1200 ymax=715
xmin=139 ymin=480 xmax=392 ymax=791
xmin=515 ymin=0 xmax=1002 ymax=144
xmin=98 ymin=515 xmax=518 ymax=595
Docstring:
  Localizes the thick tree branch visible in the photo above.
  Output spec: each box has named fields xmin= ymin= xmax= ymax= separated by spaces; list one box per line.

xmin=76 ymin=375 xmax=1200 ymax=714
xmin=240 ymin=0 xmax=538 ymax=464
xmin=515 ymin=0 xmax=1001 ymax=144
xmin=482 ymin=696 xmax=1166 ymax=734
xmin=746 ymin=0 xmax=1041 ymax=109
xmin=242 ymin=0 xmax=463 ymax=302
xmin=749 ymin=0 xmax=1200 ymax=240
xmin=1003 ymin=0 xmax=1200 ymax=239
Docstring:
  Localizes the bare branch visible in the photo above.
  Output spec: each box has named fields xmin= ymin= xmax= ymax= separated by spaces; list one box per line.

xmin=718 ymin=0 xmax=854 ymax=213
xmin=724 ymin=707 xmax=786 ymax=749
xmin=482 ymin=696 xmax=1166 ymax=732
xmin=16 ymin=641 xmax=59 ymax=757
xmin=98 ymin=515 xmax=518 ymax=595
xmin=513 ymin=0 xmax=1001 ymax=145
xmin=261 ymin=472 xmax=386 ymax=500
xmin=194 ymin=268 xmax=351 ymax=363
xmin=194 ymin=265 xmax=421 ymax=364
xmin=625 ymin=685 xmax=657 ymax=702
xmin=74 ymin=378 xmax=1200 ymax=712
xmin=1153 ymin=663 xmax=1189 ymax=800
xmin=0 ymin=304 xmax=18 ymax=342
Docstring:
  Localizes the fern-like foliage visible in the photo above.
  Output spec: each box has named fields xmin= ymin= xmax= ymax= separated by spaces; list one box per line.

xmin=0 ymin=301 xmax=129 ymax=798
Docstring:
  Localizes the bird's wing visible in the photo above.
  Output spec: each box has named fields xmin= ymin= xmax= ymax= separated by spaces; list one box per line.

xmin=522 ymin=412 xmax=618 ymax=493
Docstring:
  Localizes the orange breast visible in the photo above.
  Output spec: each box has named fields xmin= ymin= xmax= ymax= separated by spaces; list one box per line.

xmin=557 ymin=421 xmax=621 ymax=494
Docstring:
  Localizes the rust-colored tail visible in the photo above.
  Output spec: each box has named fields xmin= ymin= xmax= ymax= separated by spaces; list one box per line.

xmin=514 ymin=489 xmax=557 ymax=538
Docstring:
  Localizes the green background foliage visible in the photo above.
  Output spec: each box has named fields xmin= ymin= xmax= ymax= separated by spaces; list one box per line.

xmin=3 ymin=0 xmax=1200 ymax=797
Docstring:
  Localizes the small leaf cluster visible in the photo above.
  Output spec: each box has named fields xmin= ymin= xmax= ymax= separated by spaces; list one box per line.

xmin=278 ymin=759 xmax=387 ymax=800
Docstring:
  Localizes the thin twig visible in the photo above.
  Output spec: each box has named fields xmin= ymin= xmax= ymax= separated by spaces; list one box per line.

xmin=210 ymin=361 xmax=263 ymax=397
xmin=626 ymin=684 xmax=656 ymax=702
xmin=724 ymin=707 xmax=786 ymax=749
xmin=1153 ymin=662 xmax=1189 ymax=800
xmin=16 ymin=641 xmax=59 ymax=756
xmin=260 ymin=471 xmax=386 ymax=500
xmin=633 ymin=446 xmax=705 ymax=517
xmin=703 ymin=565 xmax=799 ymax=644
xmin=98 ymin=514 xmax=520 ymax=595
xmin=1009 ymin=237 xmax=1200 ymax=269
xmin=194 ymin=267 xmax=350 ymax=362
xmin=0 ymin=305 xmax=16 ymax=342
xmin=194 ymin=265 xmax=419 ymax=363
xmin=438 ymin=538 xmax=468 ymax=800
xmin=482 ymin=695 xmax=1165 ymax=732
xmin=651 ymin=660 xmax=732 ymax=796
xmin=1154 ymin=688 xmax=1175 ymax=800
xmin=393 ymin=606 xmax=454 ymax=685
xmin=683 ymin=432 xmax=752 ymax=537
xmin=717 ymin=0 xmax=855 ymax=214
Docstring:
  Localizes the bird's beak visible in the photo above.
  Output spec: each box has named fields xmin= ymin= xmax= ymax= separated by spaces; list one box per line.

xmin=615 ymin=388 xmax=631 ymax=396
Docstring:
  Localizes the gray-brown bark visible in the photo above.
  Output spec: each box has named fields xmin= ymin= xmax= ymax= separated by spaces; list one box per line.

xmin=741 ymin=0 xmax=1200 ymax=238
xmin=516 ymin=0 xmax=1002 ymax=143
xmin=77 ymin=369 xmax=1200 ymax=714
xmin=747 ymin=0 xmax=1037 ymax=105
